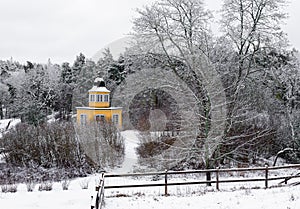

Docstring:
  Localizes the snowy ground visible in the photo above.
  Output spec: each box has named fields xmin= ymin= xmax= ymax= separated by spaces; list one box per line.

xmin=0 ymin=128 xmax=300 ymax=209
xmin=105 ymin=186 xmax=300 ymax=209
xmin=109 ymin=130 xmax=140 ymax=174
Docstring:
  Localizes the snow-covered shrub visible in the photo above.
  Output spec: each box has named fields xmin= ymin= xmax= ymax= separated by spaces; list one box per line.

xmin=76 ymin=121 xmax=125 ymax=169
xmin=1 ymin=184 xmax=18 ymax=193
xmin=61 ymin=179 xmax=71 ymax=190
xmin=38 ymin=181 xmax=53 ymax=191
xmin=79 ymin=179 xmax=89 ymax=189
xmin=136 ymin=134 xmax=176 ymax=158
xmin=26 ymin=180 xmax=36 ymax=192
xmin=0 ymin=121 xmax=93 ymax=171
xmin=136 ymin=133 xmax=178 ymax=170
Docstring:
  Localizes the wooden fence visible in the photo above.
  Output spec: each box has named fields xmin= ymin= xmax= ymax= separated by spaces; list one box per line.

xmin=91 ymin=173 xmax=105 ymax=209
xmin=91 ymin=164 xmax=300 ymax=209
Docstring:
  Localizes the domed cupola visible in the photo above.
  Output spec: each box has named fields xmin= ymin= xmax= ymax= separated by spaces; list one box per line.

xmin=76 ymin=77 xmax=122 ymax=129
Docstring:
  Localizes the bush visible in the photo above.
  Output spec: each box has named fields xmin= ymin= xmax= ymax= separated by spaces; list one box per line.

xmin=79 ymin=179 xmax=89 ymax=189
xmin=38 ymin=181 xmax=53 ymax=191
xmin=0 ymin=121 xmax=91 ymax=170
xmin=1 ymin=184 xmax=18 ymax=193
xmin=0 ymin=120 xmax=124 ymax=184
xmin=61 ymin=179 xmax=71 ymax=190
xmin=26 ymin=180 xmax=36 ymax=192
xmin=76 ymin=121 xmax=125 ymax=169
xmin=136 ymin=134 xmax=176 ymax=158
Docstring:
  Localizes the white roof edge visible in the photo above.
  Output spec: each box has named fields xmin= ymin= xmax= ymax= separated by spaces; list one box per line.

xmin=88 ymin=86 xmax=110 ymax=93
xmin=76 ymin=107 xmax=122 ymax=110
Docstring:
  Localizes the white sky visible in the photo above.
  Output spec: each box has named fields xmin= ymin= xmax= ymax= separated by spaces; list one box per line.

xmin=0 ymin=0 xmax=298 ymax=64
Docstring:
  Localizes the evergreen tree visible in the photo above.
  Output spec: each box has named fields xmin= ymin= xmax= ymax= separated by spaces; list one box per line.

xmin=72 ymin=59 xmax=97 ymax=108
xmin=72 ymin=53 xmax=86 ymax=84
xmin=96 ymin=48 xmax=114 ymax=79
xmin=108 ymin=56 xmax=127 ymax=86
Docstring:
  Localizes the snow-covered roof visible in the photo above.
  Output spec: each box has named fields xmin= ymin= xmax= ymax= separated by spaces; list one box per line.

xmin=94 ymin=77 xmax=104 ymax=83
xmin=89 ymin=77 xmax=110 ymax=93
xmin=88 ymin=86 xmax=110 ymax=93
xmin=76 ymin=106 xmax=122 ymax=110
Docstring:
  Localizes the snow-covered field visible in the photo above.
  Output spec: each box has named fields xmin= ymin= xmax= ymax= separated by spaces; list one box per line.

xmin=105 ymin=186 xmax=300 ymax=209
xmin=0 ymin=127 xmax=300 ymax=209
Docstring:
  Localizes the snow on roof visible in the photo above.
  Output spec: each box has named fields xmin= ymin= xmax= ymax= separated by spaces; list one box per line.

xmin=88 ymin=86 xmax=110 ymax=93
xmin=94 ymin=77 xmax=104 ymax=83
xmin=89 ymin=77 xmax=110 ymax=92
xmin=76 ymin=106 xmax=122 ymax=110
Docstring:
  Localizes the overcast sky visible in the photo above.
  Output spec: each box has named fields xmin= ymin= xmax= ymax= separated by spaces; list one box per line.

xmin=0 ymin=0 xmax=299 ymax=64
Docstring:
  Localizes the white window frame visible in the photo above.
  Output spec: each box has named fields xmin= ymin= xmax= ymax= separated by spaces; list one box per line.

xmin=96 ymin=94 xmax=104 ymax=102
xmin=90 ymin=94 xmax=95 ymax=102
xmin=104 ymin=94 xmax=109 ymax=102
xmin=80 ymin=114 xmax=87 ymax=126
xmin=112 ymin=114 xmax=119 ymax=125
xmin=96 ymin=95 xmax=100 ymax=102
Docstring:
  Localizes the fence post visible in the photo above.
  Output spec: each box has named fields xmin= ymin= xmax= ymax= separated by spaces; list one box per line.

xmin=94 ymin=185 xmax=100 ymax=209
xmin=206 ymin=169 xmax=212 ymax=186
xmin=101 ymin=172 xmax=104 ymax=192
xmin=164 ymin=169 xmax=168 ymax=196
xmin=91 ymin=196 xmax=94 ymax=209
xmin=216 ymin=167 xmax=220 ymax=191
xmin=100 ymin=172 xmax=105 ymax=209
xmin=265 ymin=165 xmax=269 ymax=188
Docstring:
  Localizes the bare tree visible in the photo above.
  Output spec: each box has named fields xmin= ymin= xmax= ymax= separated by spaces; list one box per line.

xmin=130 ymin=0 xmax=227 ymax=173
xmin=214 ymin=0 xmax=291 ymax=164
xmin=220 ymin=0 xmax=288 ymax=98
xmin=129 ymin=0 xmax=293 ymax=171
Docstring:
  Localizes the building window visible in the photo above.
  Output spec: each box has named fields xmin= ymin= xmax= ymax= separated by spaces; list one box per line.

xmin=90 ymin=94 xmax=95 ymax=102
xmin=80 ymin=114 xmax=87 ymax=126
xmin=95 ymin=114 xmax=105 ymax=122
xmin=104 ymin=94 xmax=109 ymax=102
xmin=96 ymin=94 xmax=104 ymax=102
xmin=96 ymin=95 xmax=100 ymax=102
xmin=112 ymin=114 xmax=119 ymax=125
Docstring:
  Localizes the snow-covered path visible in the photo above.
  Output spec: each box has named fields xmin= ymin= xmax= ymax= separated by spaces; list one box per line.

xmin=113 ymin=130 xmax=140 ymax=173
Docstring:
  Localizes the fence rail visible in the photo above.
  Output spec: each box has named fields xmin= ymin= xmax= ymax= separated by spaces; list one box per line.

xmin=91 ymin=164 xmax=300 ymax=208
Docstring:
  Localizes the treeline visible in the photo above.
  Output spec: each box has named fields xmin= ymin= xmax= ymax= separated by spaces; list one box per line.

xmin=0 ymin=53 xmax=126 ymax=179
xmin=0 ymin=51 xmax=129 ymax=125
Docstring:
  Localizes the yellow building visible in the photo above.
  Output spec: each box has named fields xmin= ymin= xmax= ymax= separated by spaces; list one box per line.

xmin=76 ymin=78 xmax=122 ymax=129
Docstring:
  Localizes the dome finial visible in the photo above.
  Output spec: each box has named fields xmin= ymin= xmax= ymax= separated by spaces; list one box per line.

xmin=94 ymin=77 xmax=106 ymax=87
